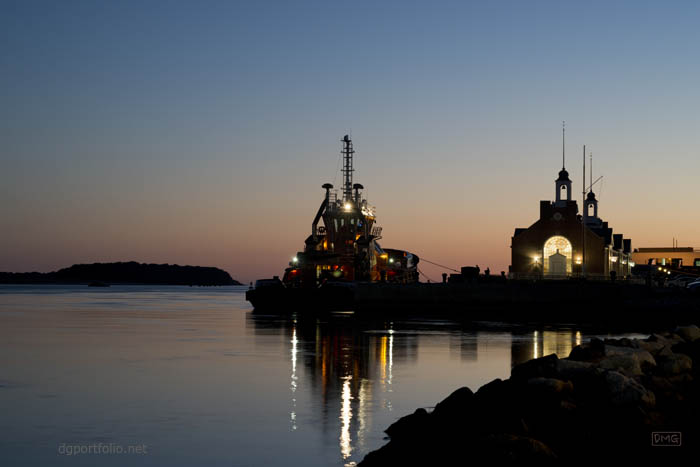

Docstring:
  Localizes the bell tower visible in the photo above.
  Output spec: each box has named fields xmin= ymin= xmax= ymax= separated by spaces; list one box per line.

xmin=584 ymin=191 xmax=599 ymax=220
xmin=555 ymin=169 xmax=572 ymax=207
xmin=555 ymin=122 xmax=571 ymax=207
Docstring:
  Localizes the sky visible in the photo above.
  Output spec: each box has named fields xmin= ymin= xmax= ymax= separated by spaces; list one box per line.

xmin=2 ymin=0 xmax=700 ymax=283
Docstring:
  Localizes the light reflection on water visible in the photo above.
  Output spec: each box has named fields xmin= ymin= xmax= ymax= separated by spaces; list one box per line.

xmin=0 ymin=285 xmax=646 ymax=467
xmin=250 ymin=313 xmax=645 ymax=467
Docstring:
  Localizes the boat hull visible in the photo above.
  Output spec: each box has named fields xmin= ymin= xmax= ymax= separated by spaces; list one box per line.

xmin=245 ymin=285 xmax=354 ymax=313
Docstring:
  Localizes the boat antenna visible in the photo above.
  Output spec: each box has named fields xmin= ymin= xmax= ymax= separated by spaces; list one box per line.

xmin=341 ymin=135 xmax=354 ymax=202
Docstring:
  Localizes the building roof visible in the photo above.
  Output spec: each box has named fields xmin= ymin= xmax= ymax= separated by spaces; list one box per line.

xmin=556 ymin=169 xmax=570 ymax=181
xmin=636 ymin=247 xmax=694 ymax=253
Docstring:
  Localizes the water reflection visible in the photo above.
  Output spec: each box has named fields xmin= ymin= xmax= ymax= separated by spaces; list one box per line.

xmin=510 ymin=329 xmax=583 ymax=367
xmin=248 ymin=314 xmax=590 ymax=465
xmin=290 ymin=325 xmax=298 ymax=431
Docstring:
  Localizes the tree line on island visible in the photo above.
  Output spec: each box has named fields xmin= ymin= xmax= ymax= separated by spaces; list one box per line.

xmin=0 ymin=262 xmax=241 ymax=286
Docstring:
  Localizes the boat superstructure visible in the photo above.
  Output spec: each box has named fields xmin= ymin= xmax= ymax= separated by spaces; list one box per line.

xmin=282 ymin=135 xmax=419 ymax=287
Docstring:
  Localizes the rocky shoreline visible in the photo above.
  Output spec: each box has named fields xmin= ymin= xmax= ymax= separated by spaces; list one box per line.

xmin=360 ymin=325 xmax=700 ymax=464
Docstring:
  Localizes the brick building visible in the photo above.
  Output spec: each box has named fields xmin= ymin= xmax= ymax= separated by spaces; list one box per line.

xmin=510 ymin=164 xmax=631 ymax=278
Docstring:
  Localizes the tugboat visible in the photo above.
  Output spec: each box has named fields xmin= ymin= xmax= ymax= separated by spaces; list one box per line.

xmin=246 ymin=135 xmax=419 ymax=311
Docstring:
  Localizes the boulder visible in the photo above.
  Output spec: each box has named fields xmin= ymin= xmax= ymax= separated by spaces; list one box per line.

xmin=674 ymin=325 xmax=700 ymax=343
xmin=555 ymin=359 xmax=595 ymax=381
xmin=648 ymin=333 xmax=683 ymax=347
xmin=601 ymin=346 xmax=656 ymax=375
xmin=568 ymin=338 xmax=605 ymax=362
xmin=656 ymin=345 xmax=675 ymax=358
xmin=657 ymin=353 xmax=692 ymax=375
xmin=598 ymin=354 xmax=643 ymax=376
xmin=478 ymin=434 xmax=558 ymax=463
xmin=526 ymin=377 xmax=574 ymax=395
xmin=671 ymin=340 xmax=700 ymax=363
xmin=385 ymin=408 xmax=430 ymax=440
xmin=475 ymin=378 xmax=511 ymax=402
xmin=512 ymin=354 xmax=559 ymax=380
xmin=604 ymin=371 xmax=656 ymax=408
xmin=473 ymin=379 xmax=529 ymax=435
xmin=605 ymin=345 xmax=656 ymax=367
xmin=637 ymin=340 xmax=666 ymax=356
xmin=432 ymin=386 xmax=474 ymax=418
xmin=603 ymin=337 xmax=639 ymax=349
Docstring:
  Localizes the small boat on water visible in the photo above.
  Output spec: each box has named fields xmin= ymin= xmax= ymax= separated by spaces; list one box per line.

xmin=246 ymin=135 xmax=419 ymax=311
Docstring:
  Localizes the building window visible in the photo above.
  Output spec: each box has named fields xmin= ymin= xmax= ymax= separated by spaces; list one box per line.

xmin=695 ymin=259 xmax=700 ymax=267
xmin=543 ymin=235 xmax=572 ymax=275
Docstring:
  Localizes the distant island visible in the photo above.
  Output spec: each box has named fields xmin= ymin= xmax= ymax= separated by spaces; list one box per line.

xmin=0 ymin=262 xmax=242 ymax=286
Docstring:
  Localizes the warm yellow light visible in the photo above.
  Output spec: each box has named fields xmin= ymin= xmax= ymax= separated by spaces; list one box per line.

xmin=292 ymin=256 xmax=298 ymax=262
xmin=344 ymin=202 xmax=352 ymax=211
xmin=533 ymin=256 xmax=540 ymax=262
xmin=658 ymin=266 xmax=662 ymax=271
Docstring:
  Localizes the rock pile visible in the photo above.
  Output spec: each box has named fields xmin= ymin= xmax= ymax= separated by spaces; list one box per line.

xmin=360 ymin=325 xmax=700 ymax=465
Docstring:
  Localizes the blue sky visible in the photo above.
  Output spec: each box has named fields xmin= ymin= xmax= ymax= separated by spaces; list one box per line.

xmin=2 ymin=1 xmax=699 ymax=281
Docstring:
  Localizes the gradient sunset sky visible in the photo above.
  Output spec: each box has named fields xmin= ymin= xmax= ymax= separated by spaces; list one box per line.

xmin=2 ymin=0 xmax=699 ymax=283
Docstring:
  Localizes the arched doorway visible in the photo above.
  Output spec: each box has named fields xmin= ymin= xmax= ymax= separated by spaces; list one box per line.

xmin=543 ymin=235 xmax=572 ymax=276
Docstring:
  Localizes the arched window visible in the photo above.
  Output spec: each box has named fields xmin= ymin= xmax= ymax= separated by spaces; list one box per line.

xmin=543 ymin=236 xmax=572 ymax=275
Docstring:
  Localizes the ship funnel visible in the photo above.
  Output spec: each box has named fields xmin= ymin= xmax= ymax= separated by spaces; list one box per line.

xmin=322 ymin=183 xmax=333 ymax=200
xmin=353 ymin=183 xmax=363 ymax=202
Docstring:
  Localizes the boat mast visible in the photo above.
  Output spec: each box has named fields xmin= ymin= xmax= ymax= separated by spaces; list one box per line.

xmin=582 ymin=144 xmax=586 ymax=277
xmin=341 ymin=135 xmax=354 ymax=202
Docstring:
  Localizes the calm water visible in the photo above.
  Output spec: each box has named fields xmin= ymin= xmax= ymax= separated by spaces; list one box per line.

xmin=0 ymin=285 xmax=646 ymax=466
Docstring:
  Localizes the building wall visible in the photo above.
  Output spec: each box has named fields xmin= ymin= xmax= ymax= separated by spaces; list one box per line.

xmin=631 ymin=249 xmax=700 ymax=268
xmin=512 ymin=216 xmax=607 ymax=275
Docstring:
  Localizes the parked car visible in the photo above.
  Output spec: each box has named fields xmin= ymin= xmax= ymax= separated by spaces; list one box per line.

xmin=668 ymin=275 xmax=698 ymax=287
xmin=687 ymin=280 xmax=700 ymax=291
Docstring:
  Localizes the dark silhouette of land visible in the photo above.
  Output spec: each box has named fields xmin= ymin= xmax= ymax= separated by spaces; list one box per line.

xmin=0 ymin=262 xmax=241 ymax=286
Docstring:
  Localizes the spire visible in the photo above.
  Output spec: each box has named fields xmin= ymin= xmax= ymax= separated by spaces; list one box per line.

xmin=589 ymin=151 xmax=593 ymax=192
xmin=555 ymin=122 xmax=572 ymax=206
xmin=562 ymin=121 xmax=566 ymax=169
